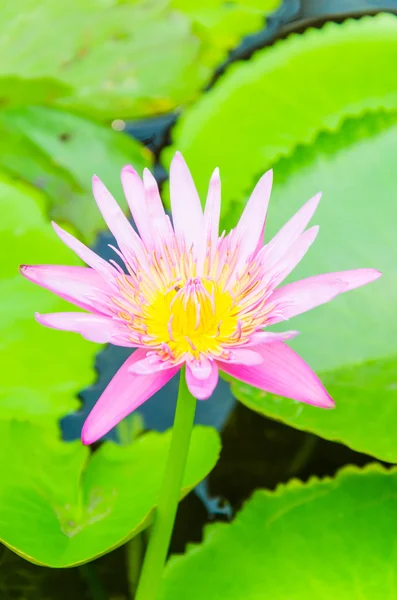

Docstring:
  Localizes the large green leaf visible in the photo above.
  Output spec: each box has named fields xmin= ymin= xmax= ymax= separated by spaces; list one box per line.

xmin=0 ymin=0 xmax=218 ymax=119
xmin=161 ymin=12 xmax=397 ymax=461
xmin=162 ymin=13 xmax=397 ymax=223
xmin=0 ymin=0 xmax=282 ymax=119
xmin=0 ymin=175 xmax=97 ymax=429
xmin=0 ymin=106 xmax=151 ymax=241
xmin=160 ymin=464 xmax=397 ymax=599
xmin=0 ymin=0 xmax=198 ymax=118
xmin=170 ymin=0 xmax=280 ymax=51
xmin=231 ymin=113 xmax=397 ymax=462
xmin=0 ymin=76 xmax=71 ymax=108
xmin=0 ymin=421 xmax=220 ymax=567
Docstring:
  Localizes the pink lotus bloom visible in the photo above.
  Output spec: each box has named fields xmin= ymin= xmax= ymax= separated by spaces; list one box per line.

xmin=20 ymin=153 xmax=381 ymax=444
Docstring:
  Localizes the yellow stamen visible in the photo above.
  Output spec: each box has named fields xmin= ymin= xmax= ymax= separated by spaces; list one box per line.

xmin=143 ymin=278 xmax=238 ymax=360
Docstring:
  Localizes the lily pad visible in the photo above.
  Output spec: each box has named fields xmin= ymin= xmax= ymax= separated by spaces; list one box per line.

xmin=170 ymin=0 xmax=281 ymax=51
xmin=161 ymin=12 xmax=397 ymax=461
xmin=0 ymin=76 xmax=71 ymax=108
xmin=162 ymin=13 xmax=397 ymax=223
xmin=160 ymin=464 xmax=397 ymax=600
xmin=0 ymin=106 xmax=151 ymax=241
xmin=0 ymin=0 xmax=268 ymax=120
xmin=0 ymin=174 xmax=97 ymax=429
xmin=0 ymin=421 xmax=221 ymax=567
xmin=0 ymin=0 xmax=196 ymax=117
xmin=230 ymin=113 xmax=397 ymax=462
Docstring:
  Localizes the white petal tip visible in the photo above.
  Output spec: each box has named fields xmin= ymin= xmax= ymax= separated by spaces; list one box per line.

xmin=287 ymin=330 xmax=300 ymax=339
xmin=91 ymin=175 xmax=104 ymax=193
xmin=257 ymin=169 xmax=273 ymax=187
xmin=306 ymin=224 xmax=320 ymax=241
xmin=51 ymin=221 xmax=63 ymax=235
xmin=171 ymin=151 xmax=188 ymax=169
xmin=347 ymin=268 xmax=383 ymax=290
xmin=371 ymin=269 xmax=382 ymax=281
xmin=143 ymin=168 xmax=156 ymax=185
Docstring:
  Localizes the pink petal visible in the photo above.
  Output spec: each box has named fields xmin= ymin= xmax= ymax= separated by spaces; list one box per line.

xmin=267 ymin=225 xmax=319 ymax=288
xmin=120 ymin=165 xmax=152 ymax=248
xmin=197 ymin=167 xmax=221 ymax=274
xmin=19 ymin=265 xmax=112 ymax=315
xmin=234 ymin=169 xmax=273 ymax=268
xmin=52 ymin=222 xmax=115 ymax=281
xmin=204 ymin=168 xmax=221 ymax=245
xmin=186 ymin=359 xmax=218 ymax=400
xmin=143 ymin=168 xmax=173 ymax=243
xmin=262 ymin=192 xmax=321 ymax=269
xmin=92 ymin=175 xmax=147 ymax=266
xmin=187 ymin=355 xmax=213 ymax=380
xmin=219 ymin=341 xmax=334 ymax=408
xmin=35 ymin=312 xmax=133 ymax=345
xmin=82 ymin=349 xmax=180 ymax=444
xmin=247 ymin=330 xmax=299 ymax=345
xmin=254 ymin=223 xmax=265 ymax=255
xmin=128 ymin=353 xmax=183 ymax=375
xmin=169 ymin=152 xmax=203 ymax=249
xmin=269 ymin=268 xmax=382 ymax=322
xmin=217 ymin=348 xmax=264 ymax=366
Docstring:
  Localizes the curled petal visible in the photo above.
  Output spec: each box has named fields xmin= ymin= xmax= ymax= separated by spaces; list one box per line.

xmin=35 ymin=312 xmax=133 ymax=345
xmin=82 ymin=349 xmax=180 ymax=444
xmin=186 ymin=359 xmax=218 ymax=400
xmin=270 ymin=269 xmax=382 ymax=322
xmin=219 ymin=341 xmax=334 ymax=408
xmin=20 ymin=265 xmax=111 ymax=314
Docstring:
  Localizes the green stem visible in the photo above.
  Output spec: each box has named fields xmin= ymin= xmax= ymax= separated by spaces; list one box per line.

xmin=135 ymin=368 xmax=196 ymax=600
xmin=127 ymin=533 xmax=144 ymax=598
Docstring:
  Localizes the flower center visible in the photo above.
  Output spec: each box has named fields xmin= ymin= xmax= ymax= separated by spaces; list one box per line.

xmin=143 ymin=277 xmax=239 ymax=359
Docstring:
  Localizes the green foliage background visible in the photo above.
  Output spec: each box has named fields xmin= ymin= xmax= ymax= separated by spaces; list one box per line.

xmin=1 ymin=3 xmax=397 ymax=598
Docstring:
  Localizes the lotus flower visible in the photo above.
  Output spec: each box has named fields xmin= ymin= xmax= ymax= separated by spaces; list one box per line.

xmin=20 ymin=153 xmax=381 ymax=444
